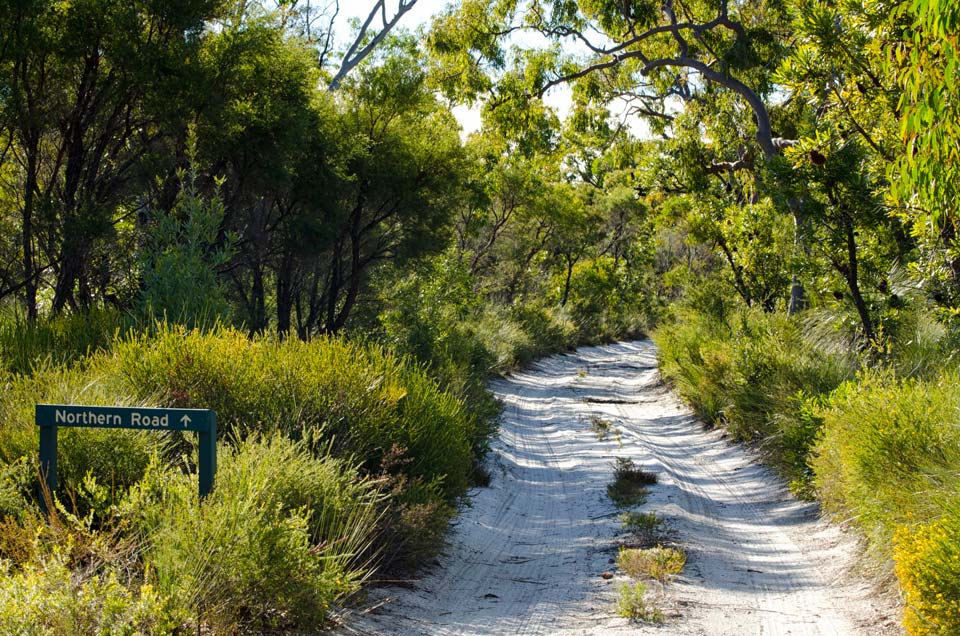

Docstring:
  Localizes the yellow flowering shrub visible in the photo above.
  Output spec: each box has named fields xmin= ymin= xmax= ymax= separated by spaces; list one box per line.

xmin=895 ymin=512 xmax=960 ymax=635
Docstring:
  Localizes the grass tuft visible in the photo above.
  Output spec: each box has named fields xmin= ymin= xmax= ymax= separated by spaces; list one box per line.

xmin=620 ymin=511 xmax=663 ymax=536
xmin=615 ymin=581 xmax=663 ymax=623
xmin=607 ymin=458 xmax=656 ymax=508
xmin=618 ymin=546 xmax=686 ymax=584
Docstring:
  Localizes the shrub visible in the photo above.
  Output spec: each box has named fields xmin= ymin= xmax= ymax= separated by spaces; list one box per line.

xmin=0 ymin=306 xmax=127 ymax=375
xmin=813 ymin=371 xmax=960 ymax=555
xmin=138 ymin=137 xmax=233 ymax=327
xmin=127 ymin=436 xmax=380 ymax=633
xmin=607 ymin=458 xmax=656 ymax=508
xmin=559 ymin=256 xmax=651 ymax=342
xmin=654 ymin=306 xmax=851 ymax=492
xmin=114 ymin=325 xmax=477 ymax=503
xmin=620 ymin=511 xmax=663 ymax=536
xmin=0 ymin=550 xmax=178 ymax=636
xmin=510 ymin=304 xmax=577 ymax=363
xmin=895 ymin=508 xmax=960 ymax=635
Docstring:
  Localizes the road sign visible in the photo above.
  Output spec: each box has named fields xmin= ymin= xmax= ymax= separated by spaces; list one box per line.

xmin=36 ymin=404 xmax=217 ymax=511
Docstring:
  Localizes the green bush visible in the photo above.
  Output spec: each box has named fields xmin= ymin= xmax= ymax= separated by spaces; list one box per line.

xmin=114 ymin=325 xmax=477 ymax=503
xmin=125 ymin=436 xmax=379 ymax=633
xmin=0 ymin=361 xmax=156 ymax=518
xmin=559 ymin=256 xmax=651 ymax=342
xmin=138 ymin=138 xmax=233 ymax=328
xmin=654 ymin=306 xmax=851 ymax=491
xmin=813 ymin=371 xmax=960 ymax=553
xmin=615 ymin=581 xmax=662 ymax=623
xmin=0 ymin=551 xmax=178 ymax=636
xmin=0 ymin=306 xmax=128 ymax=375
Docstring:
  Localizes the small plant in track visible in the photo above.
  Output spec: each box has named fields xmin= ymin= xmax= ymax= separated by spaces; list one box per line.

xmin=621 ymin=511 xmax=663 ymax=536
xmin=615 ymin=582 xmax=664 ymax=623
xmin=591 ymin=415 xmax=614 ymax=440
xmin=607 ymin=458 xmax=657 ymax=508
xmin=618 ymin=545 xmax=686 ymax=584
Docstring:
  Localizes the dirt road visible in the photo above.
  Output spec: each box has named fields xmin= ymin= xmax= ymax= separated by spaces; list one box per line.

xmin=338 ymin=341 xmax=901 ymax=635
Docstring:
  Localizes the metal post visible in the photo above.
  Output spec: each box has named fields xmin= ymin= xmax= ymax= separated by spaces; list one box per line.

xmin=198 ymin=414 xmax=217 ymax=500
xmin=38 ymin=425 xmax=57 ymax=513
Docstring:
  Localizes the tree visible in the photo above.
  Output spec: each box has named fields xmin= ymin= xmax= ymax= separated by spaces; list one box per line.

xmin=0 ymin=0 xmax=224 ymax=317
xmin=887 ymin=0 xmax=960 ymax=308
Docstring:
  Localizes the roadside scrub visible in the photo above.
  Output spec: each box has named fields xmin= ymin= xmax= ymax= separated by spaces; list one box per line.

xmin=654 ymin=302 xmax=960 ymax=633
xmin=615 ymin=582 xmax=663 ymax=623
xmin=608 ymin=468 xmax=684 ymax=624
xmin=654 ymin=306 xmax=851 ymax=495
xmin=0 ymin=323 xmax=485 ymax=632
xmin=814 ymin=370 xmax=960 ymax=633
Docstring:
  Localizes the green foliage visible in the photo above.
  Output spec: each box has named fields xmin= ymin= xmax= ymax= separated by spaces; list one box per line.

xmin=615 ymin=581 xmax=663 ymax=623
xmin=618 ymin=546 xmax=686 ymax=584
xmin=654 ymin=305 xmax=852 ymax=492
xmin=813 ymin=371 xmax=960 ymax=556
xmin=0 ymin=459 xmax=34 ymax=524
xmin=620 ymin=511 xmax=663 ymax=536
xmin=0 ymin=306 xmax=128 ymax=374
xmin=557 ymin=256 xmax=651 ymax=341
xmin=0 ymin=551 xmax=178 ymax=636
xmin=126 ymin=436 xmax=378 ymax=632
xmin=139 ymin=138 xmax=234 ymax=327
xmin=377 ymin=256 xmax=501 ymax=459
xmin=889 ymin=0 xmax=960 ymax=308
xmin=114 ymin=324 xmax=477 ymax=503
xmin=607 ymin=458 xmax=656 ymax=508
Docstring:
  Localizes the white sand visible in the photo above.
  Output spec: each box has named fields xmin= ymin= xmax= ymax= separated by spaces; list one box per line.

xmin=337 ymin=340 xmax=902 ymax=635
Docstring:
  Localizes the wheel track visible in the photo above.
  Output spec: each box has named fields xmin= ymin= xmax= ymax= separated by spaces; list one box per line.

xmin=337 ymin=341 xmax=898 ymax=636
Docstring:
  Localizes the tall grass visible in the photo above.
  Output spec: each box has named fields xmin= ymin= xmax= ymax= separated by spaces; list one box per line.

xmin=654 ymin=300 xmax=960 ymax=632
xmin=0 ymin=319 xmax=485 ymax=631
xmin=654 ymin=306 xmax=852 ymax=492
xmin=124 ymin=436 xmax=380 ymax=632
xmin=0 ymin=306 xmax=129 ymax=375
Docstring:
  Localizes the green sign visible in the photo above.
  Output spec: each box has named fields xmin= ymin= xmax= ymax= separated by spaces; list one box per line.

xmin=36 ymin=404 xmax=217 ymax=511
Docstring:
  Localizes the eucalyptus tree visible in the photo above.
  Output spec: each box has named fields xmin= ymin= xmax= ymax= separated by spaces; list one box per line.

xmin=425 ymin=0 xmax=810 ymax=311
xmin=773 ymin=0 xmax=908 ymax=340
xmin=287 ymin=41 xmax=468 ymax=336
xmin=0 ymin=0 xmax=225 ymax=317
xmin=189 ymin=12 xmax=324 ymax=332
xmin=885 ymin=0 xmax=960 ymax=307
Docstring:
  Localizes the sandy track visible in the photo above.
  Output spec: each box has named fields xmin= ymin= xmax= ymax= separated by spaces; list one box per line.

xmin=337 ymin=341 xmax=900 ymax=636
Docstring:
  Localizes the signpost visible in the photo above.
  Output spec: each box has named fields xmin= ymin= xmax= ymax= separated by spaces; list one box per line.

xmin=36 ymin=404 xmax=217 ymax=511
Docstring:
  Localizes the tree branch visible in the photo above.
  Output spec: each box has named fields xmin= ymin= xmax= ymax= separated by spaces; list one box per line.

xmin=328 ymin=0 xmax=417 ymax=90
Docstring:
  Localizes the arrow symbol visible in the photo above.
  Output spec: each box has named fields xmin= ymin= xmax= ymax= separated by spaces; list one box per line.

xmin=180 ymin=415 xmax=192 ymax=427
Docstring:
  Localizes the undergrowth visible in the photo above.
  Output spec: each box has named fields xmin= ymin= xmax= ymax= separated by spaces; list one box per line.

xmin=618 ymin=546 xmax=686 ymax=584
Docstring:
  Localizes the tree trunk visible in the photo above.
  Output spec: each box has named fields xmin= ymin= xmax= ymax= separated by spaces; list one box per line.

xmin=560 ymin=255 xmax=574 ymax=307
xmin=718 ymin=239 xmax=752 ymax=307
xmin=842 ymin=215 xmax=874 ymax=343
xmin=276 ymin=249 xmax=295 ymax=338
xmin=22 ymin=143 xmax=38 ymax=320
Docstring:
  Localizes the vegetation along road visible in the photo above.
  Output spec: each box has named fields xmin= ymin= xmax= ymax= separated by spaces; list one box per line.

xmin=340 ymin=341 xmax=901 ymax=636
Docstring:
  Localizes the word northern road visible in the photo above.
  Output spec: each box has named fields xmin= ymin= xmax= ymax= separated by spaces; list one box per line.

xmin=36 ymin=404 xmax=217 ymax=508
xmin=37 ymin=404 xmax=213 ymax=432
